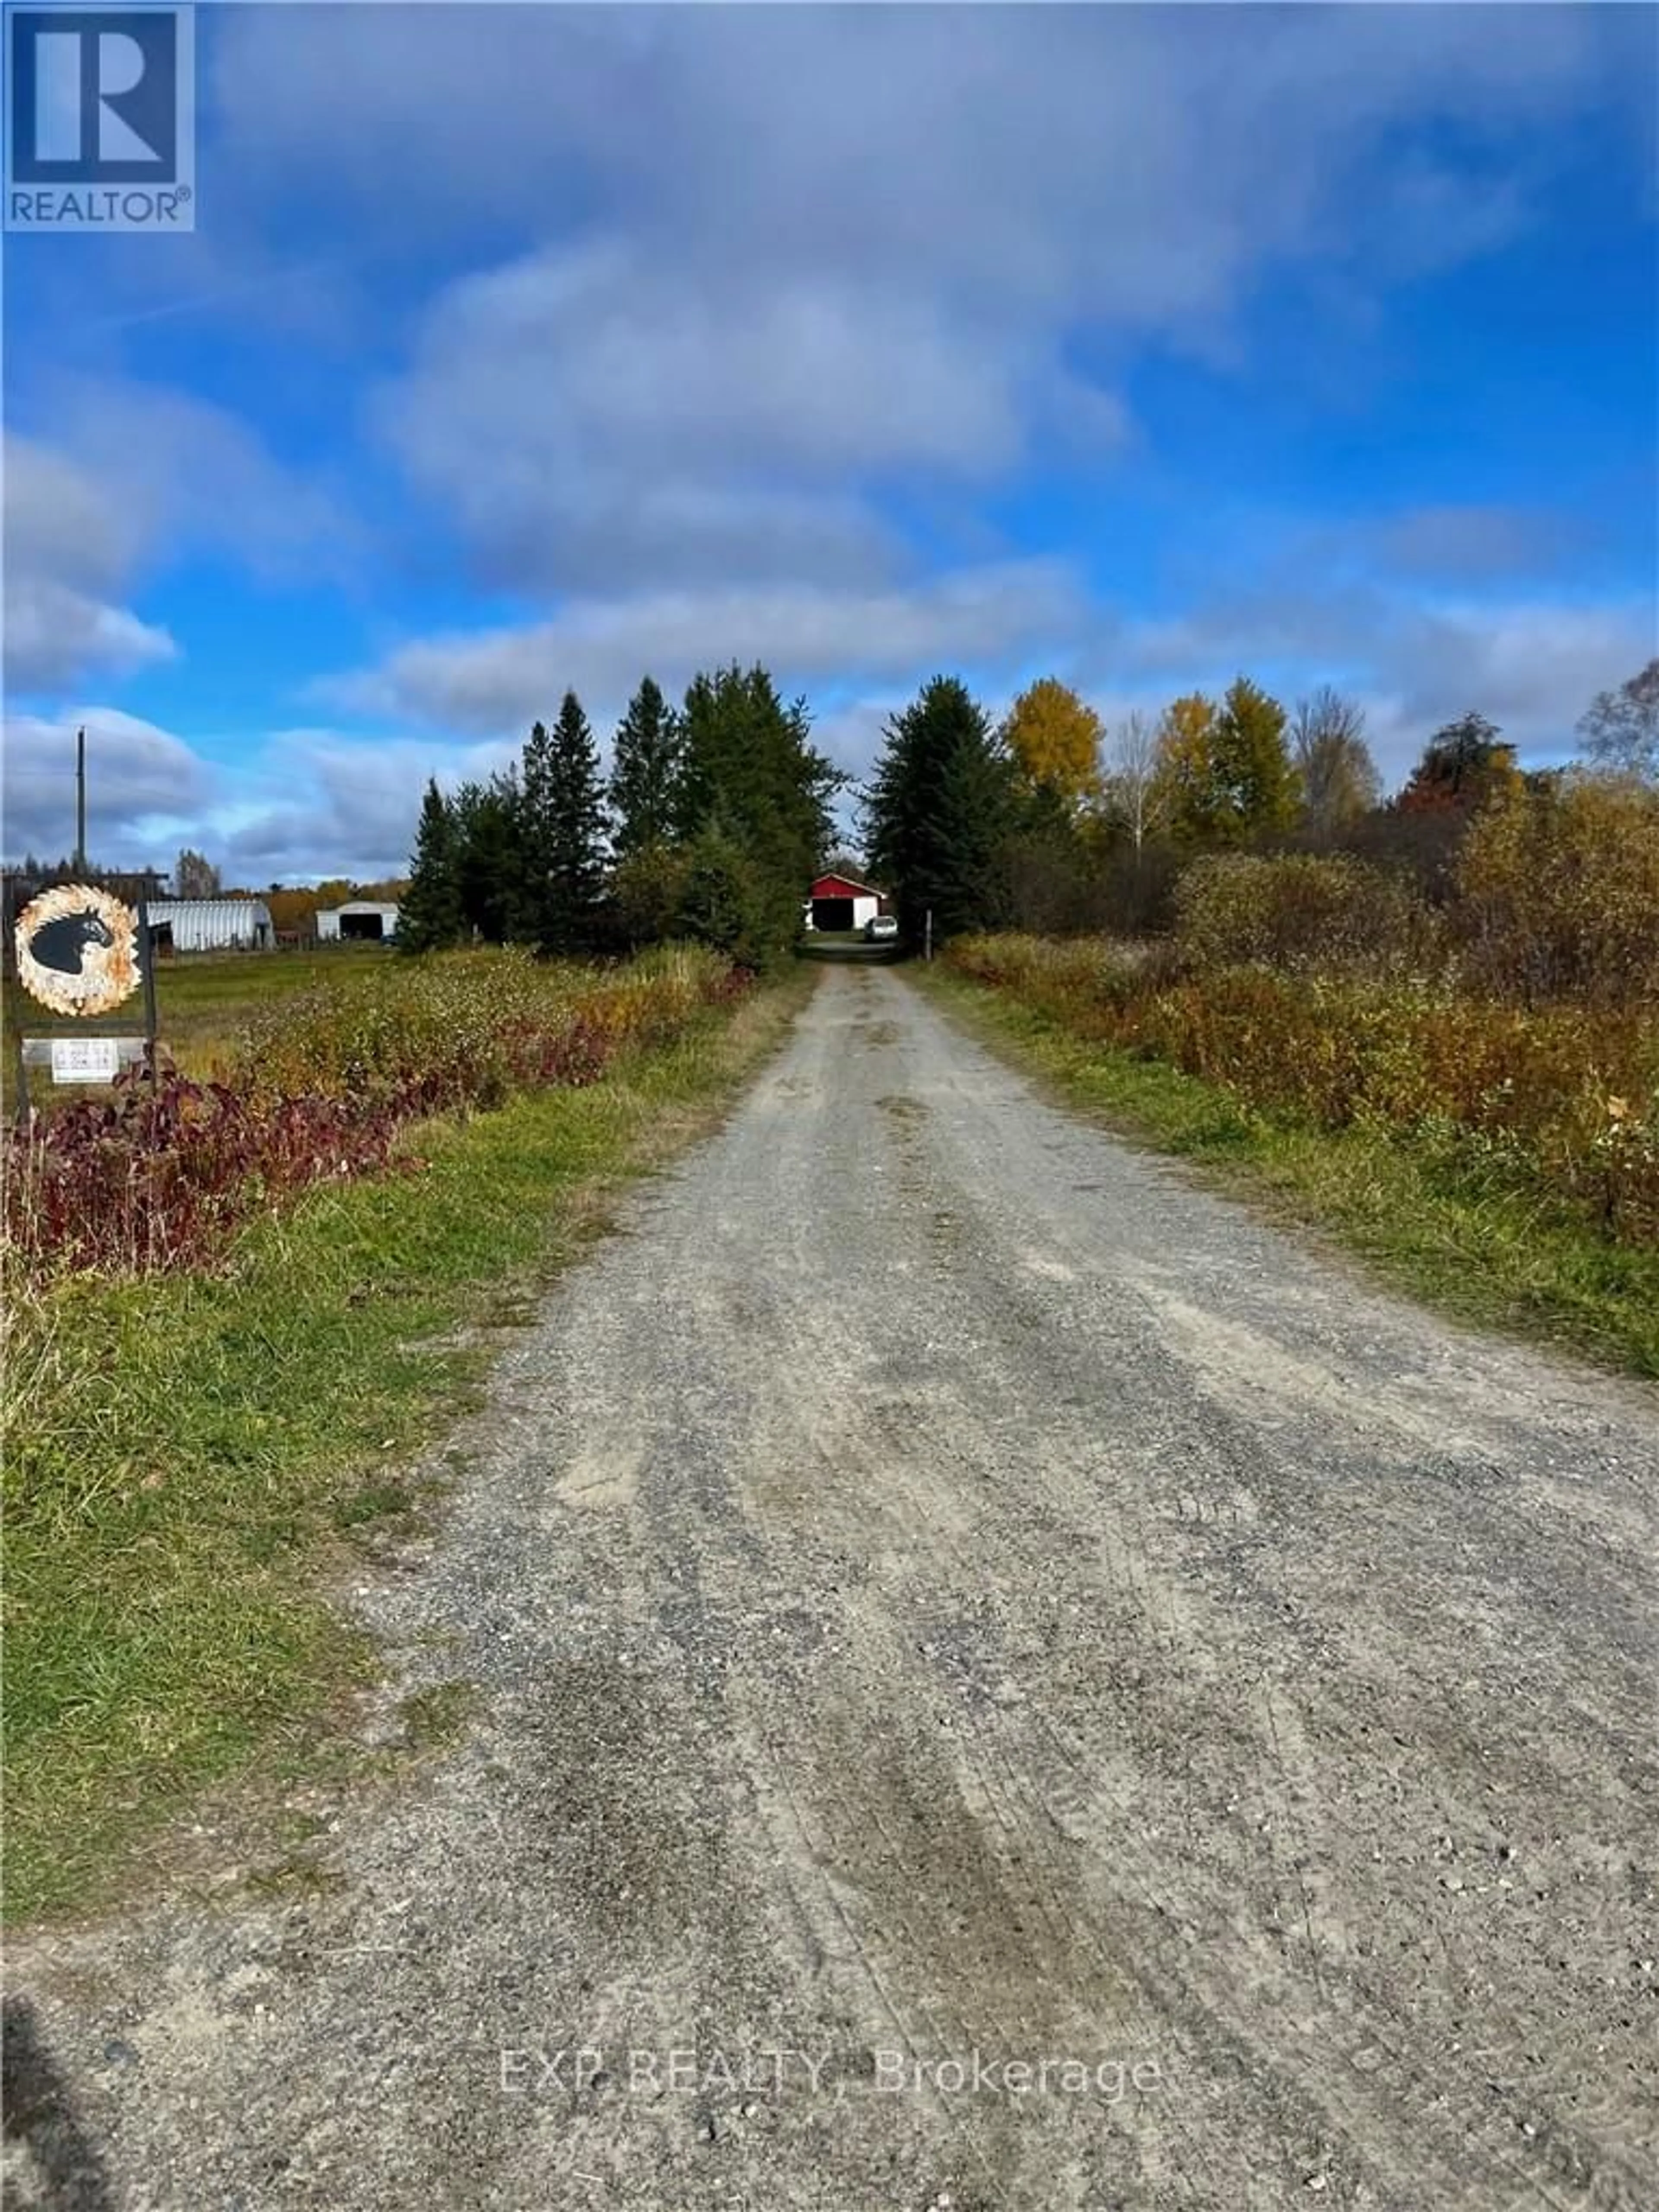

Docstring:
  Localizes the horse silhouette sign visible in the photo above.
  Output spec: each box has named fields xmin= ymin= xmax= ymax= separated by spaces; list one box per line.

xmin=14 ymin=884 xmax=143 ymax=1017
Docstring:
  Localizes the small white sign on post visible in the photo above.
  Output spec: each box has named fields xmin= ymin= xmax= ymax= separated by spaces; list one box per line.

xmin=49 ymin=1036 xmax=123 ymax=1085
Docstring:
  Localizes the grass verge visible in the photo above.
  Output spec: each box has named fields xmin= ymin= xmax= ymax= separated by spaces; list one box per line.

xmin=3 ymin=967 xmax=812 ymax=1926
xmin=915 ymin=964 xmax=1659 ymax=1380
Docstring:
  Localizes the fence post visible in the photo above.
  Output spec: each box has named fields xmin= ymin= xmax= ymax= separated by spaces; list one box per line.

xmin=138 ymin=899 xmax=161 ymax=1089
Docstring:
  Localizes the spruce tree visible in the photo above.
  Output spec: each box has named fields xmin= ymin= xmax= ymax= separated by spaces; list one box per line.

xmin=673 ymin=664 xmax=842 ymax=958
xmin=520 ymin=693 xmax=610 ymax=956
xmin=397 ymin=780 xmax=464 ymax=953
xmin=862 ymin=675 xmax=1016 ymax=941
xmin=610 ymin=677 xmax=685 ymax=859
xmin=674 ymin=823 xmax=769 ymax=966
xmin=452 ymin=770 xmax=526 ymax=944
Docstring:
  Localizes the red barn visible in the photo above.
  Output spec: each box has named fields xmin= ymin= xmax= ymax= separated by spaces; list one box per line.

xmin=805 ymin=873 xmax=886 ymax=932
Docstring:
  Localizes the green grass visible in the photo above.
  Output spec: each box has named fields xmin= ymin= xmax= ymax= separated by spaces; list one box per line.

xmin=917 ymin=965 xmax=1659 ymax=1380
xmin=3 ymin=968 xmax=812 ymax=1925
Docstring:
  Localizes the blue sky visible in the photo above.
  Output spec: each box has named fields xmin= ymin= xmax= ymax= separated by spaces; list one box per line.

xmin=5 ymin=2 xmax=1656 ymax=883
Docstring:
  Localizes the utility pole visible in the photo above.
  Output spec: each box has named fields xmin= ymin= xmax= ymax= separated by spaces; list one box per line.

xmin=74 ymin=725 xmax=87 ymax=874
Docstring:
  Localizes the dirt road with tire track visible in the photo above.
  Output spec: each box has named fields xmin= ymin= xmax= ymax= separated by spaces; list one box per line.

xmin=10 ymin=962 xmax=1657 ymax=2210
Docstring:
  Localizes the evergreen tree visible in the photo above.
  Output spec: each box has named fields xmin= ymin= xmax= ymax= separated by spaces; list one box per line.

xmin=673 ymin=664 xmax=842 ymax=957
xmin=452 ymin=770 xmax=526 ymax=944
xmin=862 ymin=675 xmax=1017 ymax=941
xmin=610 ymin=677 xmax=686 ymax=859
xmin=1004 ymin=775 xmax=1094 ymax=933
xmin=518 ymin=721 xmax=556 ymax=936
xmin=674 ymin=823 xmax=770 ymax=966
xmin=397 ymin=780 xmax=464 ymax=953
xmin=519 ymin=694 xmax=610 ymax=956
xmin=611 ymin=839 xmax=693 ymax=952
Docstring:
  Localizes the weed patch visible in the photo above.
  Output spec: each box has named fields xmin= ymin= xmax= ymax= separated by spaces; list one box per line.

xmin=922 ymin=961 xmax=1659 ymax=1376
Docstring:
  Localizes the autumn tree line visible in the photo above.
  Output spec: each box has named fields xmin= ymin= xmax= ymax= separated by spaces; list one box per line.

xmin=398 ymin=654 xmax=1658 ymax=966
xmin=942 ymin=659 xmax=1659 ymax=1263
xmin=863 ymin=657 xmax=1659 ymax=945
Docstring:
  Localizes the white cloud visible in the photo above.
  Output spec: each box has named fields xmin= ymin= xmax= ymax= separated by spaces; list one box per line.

xmin=6 ymin=582 xmax=177 ymax=698
xmin=214 ymin=6 xmax=1627 ymax=324
xmin=4 ymin=435 xmax=139 ymax=591
xmin=0 ymin=710 xmax=509 ymax=883
xmin=1077 ymin=587 xmax=1655 ymax=782
xmin=2 ymin=708 xmax=210 ymax=863
xmin=212 ymin=730 xmax=516 ymax=883
xmin=3 ymin=438 xmax=177 ymax=692
xmin=36 ymin=375 xmax=361 ymax=589
xmin=4 ymin=383 xmax=359 ymax=702
xmin=1370 ymin=505 xmax=1570 ymax=583
xmin=319 ymin=562 xmax=1088 ymax=736
xmin=1376 ymin=597 xmax=1656 ymax=765
xmin=7 ymin=4 xmax=1649 ymax=841
xmin=377 ymin=243 xmax=1123 ymax=594
xmin=213 ymin=5 xmax=1633 ymax=601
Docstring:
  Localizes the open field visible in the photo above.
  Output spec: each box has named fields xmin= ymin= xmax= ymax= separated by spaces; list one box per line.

xmin=3 ymin=945 xmax=390 ymax=1118
xmin=3 ymin=952 xmax=808 ymax=1923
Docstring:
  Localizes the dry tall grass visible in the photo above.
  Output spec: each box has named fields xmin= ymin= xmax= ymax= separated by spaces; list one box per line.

xmin=948 ymin=788 xmax=1659 ymax=1247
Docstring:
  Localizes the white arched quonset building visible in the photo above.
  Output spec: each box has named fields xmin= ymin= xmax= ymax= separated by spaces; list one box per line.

xmin=146 ymin=899 xmax=274 ymax=953
xmin=316 ymin=899 xmax=401 ymax=944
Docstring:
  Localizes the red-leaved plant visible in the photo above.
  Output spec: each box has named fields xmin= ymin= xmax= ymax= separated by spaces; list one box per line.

xmin=5 ymin=948 xmax=750 ymax=1281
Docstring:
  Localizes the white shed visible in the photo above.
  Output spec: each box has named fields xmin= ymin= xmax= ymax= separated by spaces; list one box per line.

xmin=146 ymin=899 xmax=274 ymax=953
xmin=316 ymin=899 xmax=400 ymax=944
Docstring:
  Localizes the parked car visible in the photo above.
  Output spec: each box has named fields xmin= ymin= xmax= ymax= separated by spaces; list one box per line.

xmin=864 ymin=914 xmax=900 ymax=942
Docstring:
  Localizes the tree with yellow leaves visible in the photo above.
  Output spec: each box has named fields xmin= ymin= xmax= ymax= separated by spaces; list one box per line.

xmin=1001 ymin=678 xmax=1104 ymax=813
xmin=1150 ymin=679 xmax=1300 ymax=845
xmin=1147 ymin=691 xmax=1221 ymax=842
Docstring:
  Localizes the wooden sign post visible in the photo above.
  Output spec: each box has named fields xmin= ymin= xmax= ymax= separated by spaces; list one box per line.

xmin=11 ymin=889 xmax=160 ymax=1128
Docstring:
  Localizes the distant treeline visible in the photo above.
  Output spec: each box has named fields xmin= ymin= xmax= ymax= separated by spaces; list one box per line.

xmin=0 ymin=856 xmax=407 ymax=947
xmin=397 ymin=654 xmax=1657 ymax=962
xmin=861 ymin=657 xmax=1659 ymax=941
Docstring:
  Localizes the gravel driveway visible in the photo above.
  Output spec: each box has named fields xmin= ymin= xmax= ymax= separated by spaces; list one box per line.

xmin=10 ymin=963 xmax=1657 ymax=2210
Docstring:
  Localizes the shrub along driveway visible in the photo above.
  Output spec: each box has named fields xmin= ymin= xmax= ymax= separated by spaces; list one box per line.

xmin=10 ymin=964 xmax=1657 ymax=2211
